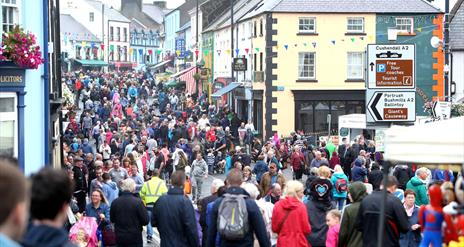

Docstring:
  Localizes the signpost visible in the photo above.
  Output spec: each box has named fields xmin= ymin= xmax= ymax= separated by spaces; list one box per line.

xmin=366 ymin=44 xmax=416 ymax=124
xmin=175 ymin=38 xmax=186 ymax=58
xmin=432 ymin=101 xmax=452 ymax=120
xmin=232 ymin=58 xmax=247 ymax=71
xmin=367 ymin=44 xmax=415 ymax=89
xmin=367 ymin=91 xmax=416 ymax=122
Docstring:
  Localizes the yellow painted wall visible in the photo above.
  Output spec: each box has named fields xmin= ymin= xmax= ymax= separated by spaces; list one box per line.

xmin=268 ymin=13 xmax=376 ymax=136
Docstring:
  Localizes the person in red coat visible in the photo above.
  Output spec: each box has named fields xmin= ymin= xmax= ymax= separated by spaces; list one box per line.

xmin=272 ymin=180 xmax=311 ymax=247
xmin=328 ymin=151 xmax=340 ymax=169
xmin=290 ymin=146 xmax=306 ymax=180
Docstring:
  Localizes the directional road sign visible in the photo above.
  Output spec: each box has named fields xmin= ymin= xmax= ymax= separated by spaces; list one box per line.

xmin=367 ymin=91 xmax=416 ymax=122
xmin=367 ymin=44 xmax=415 ymax=89
xmin=432 ymin=101 xmax=451 ymax=120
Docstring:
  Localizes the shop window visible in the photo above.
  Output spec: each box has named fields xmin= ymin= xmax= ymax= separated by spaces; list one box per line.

xmin=0 ymin=93 xmax=17 ymax=157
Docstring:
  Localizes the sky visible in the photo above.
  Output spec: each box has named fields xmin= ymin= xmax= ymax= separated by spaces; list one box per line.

xmin=430 ymin=0 xmax=459 ymax=11
xmin=143 ymin=0 xmax=185 ymax=9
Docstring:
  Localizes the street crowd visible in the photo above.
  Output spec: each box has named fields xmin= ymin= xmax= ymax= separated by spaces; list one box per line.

xmin=0 ymin=69 xmax=463 ymax=247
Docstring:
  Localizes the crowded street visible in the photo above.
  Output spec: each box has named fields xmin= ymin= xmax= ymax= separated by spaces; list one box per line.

xmin=1 ymin=0 xmax=464 ymax=247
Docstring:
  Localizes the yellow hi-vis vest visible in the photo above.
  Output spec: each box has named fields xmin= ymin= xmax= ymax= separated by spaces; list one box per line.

xmin=140 ymin=177 xmax=168 ymax=206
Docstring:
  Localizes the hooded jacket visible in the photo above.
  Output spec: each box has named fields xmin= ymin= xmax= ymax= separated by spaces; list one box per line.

xmin=330 ymin=172 xmax=349 ymax=198
xmin=22 ymin=225 xmax=76 ymax=247
xmin=338 ymin=182 xmax=367 ymax=247
xmin=102 ymin=180 xmax=119 ymax=205
xmin=272 ymin=196 xmax=311 ymax=247
xmin=305 ymin=197 xmax=334 ymax=247
xmin=406 ymin=176 xmax=429 ymax=206
xmin=351 ymin=159 xmax=367 ymax=182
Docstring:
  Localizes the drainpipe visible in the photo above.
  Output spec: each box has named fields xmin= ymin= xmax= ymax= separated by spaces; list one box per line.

xmin=43 ymin=0 xmax=50 ymax=166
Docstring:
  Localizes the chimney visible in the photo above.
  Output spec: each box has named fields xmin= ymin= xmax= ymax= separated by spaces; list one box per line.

xmin=122 ymin=0 xmax=142 ymax=11
xmin=153 ymin=1 xmax=166 ymax=9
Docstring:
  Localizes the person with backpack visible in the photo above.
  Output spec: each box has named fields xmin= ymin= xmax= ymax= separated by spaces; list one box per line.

xmin=207 ymin=168 xmax=271 ymax=247
xmin=330 ymin=165 xmax=349 ymax=210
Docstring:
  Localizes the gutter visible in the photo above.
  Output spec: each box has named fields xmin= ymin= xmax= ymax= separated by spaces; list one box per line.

xmin=43 ymin=0 xmax=50 ymax=166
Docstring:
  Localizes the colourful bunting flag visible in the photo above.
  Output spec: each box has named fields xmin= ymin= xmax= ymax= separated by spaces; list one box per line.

xmin=226 ymin=49 xmax=231 ymax=54
xmin=294 ymin=44 xmax=298 ymax=47
xmin=217 ymin=50 xmax=221 ymax=56
xmin=417 ymin=27 xmax=422 ymax=32
xmin=368 ymin=35 xmax=374 ymax=41
xmin=156 ymin=49 xmax=161 ymax=55
xmin=351 ymin=38 xmax=355 ymax=42
xmin=139 ymin=49 xmax=143 ymax=55
xmin=110 ymin=45 xmax=114 ymax=51
xmin=331 ymin=40 xmax=336 ymax=45
xmin=255 ymin=48 xmax=260 ymax=52
xmin=81 ymin=41 xmax=87 ymax=47
xmin=235 ymin=48 xmax=239 ymax=56
xmin=303 ymin=43 xmax=307 ymax=46
xmin=176 ymin=50 xmax=180 ymax=56
xmin=129 ymin=48 xmax=133 ymax=54
xmin=312 ymin=42 xmax=316 ymax=48
xmin=284 ymin=45 xmax=288 ymax=50
xmin=359 ymin=37 xmax=364 ymax=40
xmin=204 ymin=50 xmax=209 ymax=55
xmin=101 ymin=44 xmax=105 ymax=50
xmin=245 ymin=48 xmax=249 ymax=54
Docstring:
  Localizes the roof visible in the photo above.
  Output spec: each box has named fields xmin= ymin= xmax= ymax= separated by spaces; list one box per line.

xmin=450 ymin=0 xmax=464 ymax=49
xmin=142 ymin=4 xmax=165 ymax=24
xmin=204 ymin=0 xmax=260 ymax=32
xmin=86 ymin=0 xmax=130 ymax=22
xmin=177 ymin=21 xmax=191 ymax=33
xmin=241 ymin=0 xmax=440 ymax=20
xmin=60 ymin=14 xmax=100 ymax=42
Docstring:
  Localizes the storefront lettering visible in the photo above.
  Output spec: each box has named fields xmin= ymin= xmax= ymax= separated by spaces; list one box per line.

xmin=0 ymin=75 xmax=23 ymax=84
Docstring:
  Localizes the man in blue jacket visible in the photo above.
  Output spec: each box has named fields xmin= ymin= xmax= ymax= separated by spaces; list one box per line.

xmin=207 ymin=168 xmax=271 ymax=247
xmin=152 ymin=171 xmax=199 ymax=247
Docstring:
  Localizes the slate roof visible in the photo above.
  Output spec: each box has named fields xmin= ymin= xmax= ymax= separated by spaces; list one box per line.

xmin=241 ymin=0 xmax=440 ymax=21
xmin=60 ymin=14 xmax=100 ymax=42
xmin=86 ymin=0 xmax=130 ymax=22
xmin=203 ymin=0 xmax=261 ymax=32
xmin=143 ymin=4 xmax=165 ymax=24
xmin=450 ymin=0 xmax=464 ymax=49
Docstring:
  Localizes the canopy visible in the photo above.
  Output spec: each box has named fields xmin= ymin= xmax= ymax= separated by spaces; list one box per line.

xmin=211 ymin=82 xmax=241 ymax=98
xmin=170 ymin=66 xmax=196 ymax=78
xmin=384 ymin=117 xmax=464 ymax=168
xmin=149 ymin=60 xmax=171 ymax=69
xmin=74 ymin=59 xmax=108 ymax=66
xmin=164 ymin=80 xmax=177 ymax=88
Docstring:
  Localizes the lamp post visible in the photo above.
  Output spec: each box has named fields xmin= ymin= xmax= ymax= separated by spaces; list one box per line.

xmin=444 ymin=0 xmax=450 ymax=101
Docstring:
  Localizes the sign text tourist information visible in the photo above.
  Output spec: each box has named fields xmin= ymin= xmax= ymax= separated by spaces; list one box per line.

xmin=367 ymin=44 xmax=415 ymax=89
xmin=367 ymin=91 xmax=416 ymax=122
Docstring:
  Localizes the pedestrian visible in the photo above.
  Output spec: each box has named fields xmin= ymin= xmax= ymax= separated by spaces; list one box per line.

xmin=260 ymin=162 xmax=286 ymax=197
xmin=262 ymin=183 xmax=282 ymax=204
xmin=306 ymin=166 xmax=335 ymax=247
xmin=399 ymin=190 xmax=421 ymax=247
xmin=129 ymin=163 xmax=144 ymax=193
xmin=355 ymin=176 xmax=410 ymax=247
xmin=139 ymin=169 xmax=168 ymax=244
xmin=72 ymin=156 xmax=88 ymax=213
xmin=110 ymin=179 xmax=149 ymax=247
xmin=191 ymin=152 xmax=208 ymax=202
xmin=368 ymin=163 xmax=383 ymax=191
xmin=206 ymin=168 xmax=271 ymax=247
xmin=198 ymin=179 xmax=225 ymax=247
xmin=242 ymin=166 xmax=258 ymax=185
xmin=406 ymin=167 xmax=430 ymax=206
xmin=393 ymin=164 xmax=414 ymax=191
xmin=89 ymin=165 xmax=104 ymax=193
xmin=338 ymin=182 xmax=367 ymax=247
xmin=252 ymin=155 xmax=268 ymax=183
xmin=351 ymin=158 xmax=368 ymax=182
xmin=85 ymin=189 xmax=110 ymax=227
xmin=0 ymin=156 xmax=29 ymax=247
xmin=152 ymin=171 xmax=200 ymax=247
xmin=108 ymin=158 xmax=129 ymax=188
xmin=290 ymin=145 xmax=306 ymax=180
xmin=325 ymin=209 xmax=341 ymax=247
xmin=310 ymin=151 xmax=329 ymax=168
xmin=101 ymin=172 xmax=119 ymax=205
xmin=330 ymin=165 xmax=349 ymax=210
xmin=272 ymin=180 xmax=311 ymax=247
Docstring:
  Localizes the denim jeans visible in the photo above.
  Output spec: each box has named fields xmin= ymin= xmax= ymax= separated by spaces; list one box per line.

xmin=333 ymin=197 xmax=346 ymax=210
xmin=146 ymin=206 xmax=153 ymax=237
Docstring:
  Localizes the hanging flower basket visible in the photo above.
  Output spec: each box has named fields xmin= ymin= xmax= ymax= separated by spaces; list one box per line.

xmin=0 ymin=26 xmax=44 ymax=69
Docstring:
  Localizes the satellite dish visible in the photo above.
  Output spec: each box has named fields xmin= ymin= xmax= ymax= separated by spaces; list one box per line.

xmin=430 ymin=36 xmax=442 ymax=48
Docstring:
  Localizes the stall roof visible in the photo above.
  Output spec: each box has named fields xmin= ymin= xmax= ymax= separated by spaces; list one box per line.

xmin=74 ymin=59 xmax=108 ymax=66
xmin=384 ymin=117 xmax=464 ymax=167
xmin=212 ymin=82 xmax=241 ymax=97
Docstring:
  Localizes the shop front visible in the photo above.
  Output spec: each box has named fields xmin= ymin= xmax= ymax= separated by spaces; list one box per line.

xmin=293 ymin=90 xmax=365 ymax=136
xmin=234 ymin=87 xmax=253 ymax=123
xmin=253 ymin=90 xmax=263 ymax=138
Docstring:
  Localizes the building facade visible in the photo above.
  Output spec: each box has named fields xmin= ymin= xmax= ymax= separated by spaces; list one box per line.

xmin=450 ymin=0 xmax=464 ymax=102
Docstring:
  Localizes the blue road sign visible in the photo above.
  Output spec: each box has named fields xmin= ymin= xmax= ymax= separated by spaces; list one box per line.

xmin=377 ymin=64 xmax=386 ymax=73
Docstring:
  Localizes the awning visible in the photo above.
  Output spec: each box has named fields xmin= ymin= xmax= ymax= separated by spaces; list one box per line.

xmin=149 ymin=60 xmax=171 ymax=69
xmin=164 ymin=80 xmax=177 ymax=88
xmin=112 ymin=62 xmax=134 ymax=68
xmin=170 ymin=66 xmax=196 ymax=78
xmin=211 ymin=82 xmax=241 ymax=98
xmin=74 ymin=59 xmax=108 ymax=66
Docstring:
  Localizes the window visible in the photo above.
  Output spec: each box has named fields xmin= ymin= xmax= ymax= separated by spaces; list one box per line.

xmin=109 ymin=26 xmax=114 ymax=41
xmin=347 ymin=52 xmax=364 ymax=80
xmin=89 ymin=12 xmax=94 ymax=22
xmin=298 ymin=52 xmax=315 ymax=79
xmin=259 ymin=52 xmax=263 ymax=71
xmin=2 ymin=0 xmax=19 ymax=33
xmin=347 ymin=17 xmax=364 ymax=33
xmin=254 ymin=53 xmax=257 ymax=71
xmin=396 ymin=17 xmax=414 ymax=33
xmin=123 ymin=28 xmax=127 ymax=42
xmin=253 ymin=21 xmax=257 ymax=37
xmin=0 ymin=93 xmax=17 ymax=157
xmin=116 ymin=27 xmax=120 ymax=41
xmin=259 ymin=19 xmax=263 ymax=36
xmin=298 ymin=18 xmax=316 ymax=33
xmin=117 ymin=45 xmax=121 ymax=61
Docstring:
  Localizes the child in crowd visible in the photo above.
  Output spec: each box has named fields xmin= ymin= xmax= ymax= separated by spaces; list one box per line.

xmin=206 ymin=149 xmax=216 ymax=175
xmin=325 ymin=209 xmax=341 ymax=247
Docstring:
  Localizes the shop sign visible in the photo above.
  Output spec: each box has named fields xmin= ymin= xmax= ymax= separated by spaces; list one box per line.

xmin=432 ymin=101 xmax=451 ymax=120
xmin=367 ymin=90 xmax=416 ymax=122
xmin=367 ymin=44 xmax=415 ymax=89
xmin=0 ymin=68 xmax=25 ymax=87
xmin=233 ymin=58 xmax=247 ymax=71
